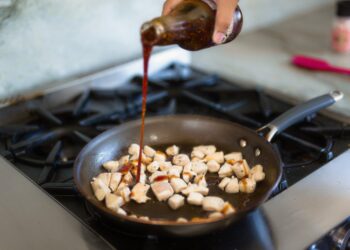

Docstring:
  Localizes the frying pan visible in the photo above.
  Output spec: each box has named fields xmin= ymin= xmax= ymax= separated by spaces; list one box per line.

xmin=74 ymin=91 xmax=343 ymax=237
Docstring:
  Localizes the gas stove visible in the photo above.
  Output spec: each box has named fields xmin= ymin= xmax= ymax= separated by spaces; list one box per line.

xmin=0 ymin=49 xmax=349 ymax=250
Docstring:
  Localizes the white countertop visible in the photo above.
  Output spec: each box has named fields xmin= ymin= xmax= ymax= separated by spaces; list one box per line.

xmin=191 ymin=3 xmax=350 ymax=122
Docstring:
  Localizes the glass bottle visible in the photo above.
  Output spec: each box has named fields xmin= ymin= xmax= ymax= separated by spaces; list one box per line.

xmin=141 ymin=0 xmax=243 ymax=51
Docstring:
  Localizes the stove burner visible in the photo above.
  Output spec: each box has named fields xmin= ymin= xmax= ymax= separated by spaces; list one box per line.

xmin=0 ymin=63 xmax=340 ymax=194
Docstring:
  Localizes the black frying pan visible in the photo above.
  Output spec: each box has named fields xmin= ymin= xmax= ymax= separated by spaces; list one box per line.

xmin=74 ymin=91 xmax=343 ymax=237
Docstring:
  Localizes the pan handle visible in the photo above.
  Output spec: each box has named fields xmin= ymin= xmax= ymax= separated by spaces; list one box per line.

xmin=257 ymin=90 xmax=344 ymax=142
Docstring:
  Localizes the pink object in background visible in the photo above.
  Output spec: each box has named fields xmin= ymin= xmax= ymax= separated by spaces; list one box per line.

xmin=332 ymin=1 xmax=350 ymax=53
xmin=292 ymin=55 xmax=350 ymax=75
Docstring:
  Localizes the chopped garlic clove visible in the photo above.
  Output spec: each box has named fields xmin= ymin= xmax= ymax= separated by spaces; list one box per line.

xmin=168 ymin=194 xmax=185 ymax=210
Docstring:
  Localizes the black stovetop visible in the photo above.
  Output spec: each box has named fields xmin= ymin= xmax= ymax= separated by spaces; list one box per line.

xmin=0 ymin=63 xmax=349 ymax=250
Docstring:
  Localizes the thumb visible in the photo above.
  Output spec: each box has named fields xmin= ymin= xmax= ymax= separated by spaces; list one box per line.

xmin=212 ymin=0 xmax=238 ymax=44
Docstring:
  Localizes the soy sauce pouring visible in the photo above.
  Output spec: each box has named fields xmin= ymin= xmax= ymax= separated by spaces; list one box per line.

xmin=136 ymin=0 xmax=243 ymax=182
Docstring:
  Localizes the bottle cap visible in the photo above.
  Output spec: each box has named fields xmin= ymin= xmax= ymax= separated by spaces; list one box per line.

xmin=336 ymin=1 xmax=350 ymax=17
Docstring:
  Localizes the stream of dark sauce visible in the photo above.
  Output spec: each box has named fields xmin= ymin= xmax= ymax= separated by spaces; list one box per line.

xmin=136 ymin=43 xmax=153 ymax=183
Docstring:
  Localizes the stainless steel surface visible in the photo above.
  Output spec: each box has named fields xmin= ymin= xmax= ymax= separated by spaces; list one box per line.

xmin=263 ymin=150 xmax=350 ymax=250
xmin=0 ymin=156 xmax=114 ymax=250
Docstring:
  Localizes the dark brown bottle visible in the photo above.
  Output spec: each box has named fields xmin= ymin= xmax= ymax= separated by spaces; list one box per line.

xmin=141 ymin=0 xmax=243 ymax=51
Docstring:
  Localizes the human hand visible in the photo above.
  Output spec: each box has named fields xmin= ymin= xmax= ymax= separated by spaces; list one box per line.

xmin=162 ymin=0 xmax=238 ymax=44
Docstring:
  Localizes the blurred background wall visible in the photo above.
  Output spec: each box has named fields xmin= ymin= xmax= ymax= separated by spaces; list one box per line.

xmin=0 ymin=0 xmax=331 ymax=98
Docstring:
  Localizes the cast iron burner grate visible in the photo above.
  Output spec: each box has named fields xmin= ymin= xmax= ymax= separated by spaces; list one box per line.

xmin=0 ymin=63 xmax=344 ymax=196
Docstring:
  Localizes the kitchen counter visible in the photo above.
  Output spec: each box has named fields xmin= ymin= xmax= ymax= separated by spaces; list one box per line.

xmin=191 ymin=3 xmax=350 ymax=122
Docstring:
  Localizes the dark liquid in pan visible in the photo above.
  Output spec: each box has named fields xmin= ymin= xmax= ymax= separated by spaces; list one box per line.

xmin=136 ymin=42 xmax=153 ymax=182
